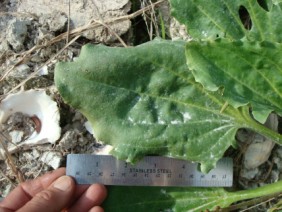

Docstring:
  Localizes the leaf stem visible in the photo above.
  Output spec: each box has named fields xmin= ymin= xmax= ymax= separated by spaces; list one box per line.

xmin=239 ymin=108 xmax=282 ymax=144
xmin=230 ymin=180 xmax=282 ymax=203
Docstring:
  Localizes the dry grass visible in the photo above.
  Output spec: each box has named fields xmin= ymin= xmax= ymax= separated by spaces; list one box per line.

xmin=0 ymin=0 xmax=166 ymax=100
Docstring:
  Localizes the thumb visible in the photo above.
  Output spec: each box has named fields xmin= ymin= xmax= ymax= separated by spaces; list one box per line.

xmin=18 ymin=176 xmax=75 ymax=212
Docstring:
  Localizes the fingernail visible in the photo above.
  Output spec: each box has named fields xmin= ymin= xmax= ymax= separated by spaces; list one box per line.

xmin=53 ymin=176 xmax=72 ymax=191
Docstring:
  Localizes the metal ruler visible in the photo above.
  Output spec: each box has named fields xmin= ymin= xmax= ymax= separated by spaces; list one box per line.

xmin=66 ymin=154 xmax=233 ymax=187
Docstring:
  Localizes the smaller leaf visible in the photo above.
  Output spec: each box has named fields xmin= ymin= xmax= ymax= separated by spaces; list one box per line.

xmin=170 ymin=0 xmax=282 ymax=42
xmin=186 ymin=39 xmax=282 ymax=123
xmin=103 ymin=180 xmax=282 ymax=212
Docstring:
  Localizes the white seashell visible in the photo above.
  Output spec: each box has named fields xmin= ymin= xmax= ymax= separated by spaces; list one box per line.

xmin=0 ymin=90 xmax=61 ymax=159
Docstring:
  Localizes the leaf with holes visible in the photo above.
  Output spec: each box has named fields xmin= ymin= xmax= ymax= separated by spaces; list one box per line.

xmin=186 ymin=39 xmax=282 ymax=123
xmin=170 ymin=0 xmax=282 ymax=42
xmin=170 ymin=0 xmax=282 ymax=122
xmin=54 ymin=39 xmax=281 ymax=173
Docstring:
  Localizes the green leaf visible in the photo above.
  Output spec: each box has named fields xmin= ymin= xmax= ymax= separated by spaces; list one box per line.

xmin=186 ymin=39 xmax=282 ymax=123
xmin=103 ymin=187 xmax=232 ymax=212
xmin=103 ymin=180 xmax=282 ymax=211
xmin=170 ymin=0 xmax=282 ymax=42
xmin=54 ymin=39 xmax=281 ymax=172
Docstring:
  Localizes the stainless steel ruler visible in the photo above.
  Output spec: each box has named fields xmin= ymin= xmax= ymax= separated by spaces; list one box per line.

xmin=66 ymin=154 xmax=233 ymax=187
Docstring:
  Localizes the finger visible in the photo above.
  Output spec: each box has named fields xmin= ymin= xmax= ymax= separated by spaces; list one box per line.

xmin=89 ymin=206 xmax=104 ymax=212
xmin=17 ymin=176 xmax=75 ymax=212
xmin=68 ymin=184 xmax=107 ymax=212
xmin=0 ymin=168 xmax=66 ymax=211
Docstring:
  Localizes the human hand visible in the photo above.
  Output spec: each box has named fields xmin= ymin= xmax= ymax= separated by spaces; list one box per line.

xmin=0 ymin=168 xmax=107 ymax=212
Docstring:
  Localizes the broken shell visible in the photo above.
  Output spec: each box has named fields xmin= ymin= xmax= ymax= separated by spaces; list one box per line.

xmin=0 ymin=90 xmax=61 ymax=159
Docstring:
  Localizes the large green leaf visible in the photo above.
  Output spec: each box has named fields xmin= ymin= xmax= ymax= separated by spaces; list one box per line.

xmin=186 ymin=39 xmax=282 ymax=123
xmin=103 ymin=180 xmax=282 ymax=211
xmin=170 ymin=0 xmax=282 ymax=42
xmin=54 ymin=39 xmax=280 ymax=172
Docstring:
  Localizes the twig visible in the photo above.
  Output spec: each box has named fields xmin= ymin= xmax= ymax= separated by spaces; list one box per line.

xmin=90 ymin=0 xmax=128 ymax=47
xmin=0 ymin=169 xmax=17 ymax=187
xmin=67 ymin=0 xmax=71 ymax=44
xmin=1 ymin=35 xmax=80 ymax=98
xmin=222 ymin=193 xmax=282 ymax=211
xmin=0 ymin=132 xmax=25 ymax=183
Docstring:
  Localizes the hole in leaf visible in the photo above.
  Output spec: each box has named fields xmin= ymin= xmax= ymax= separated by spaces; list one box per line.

xmin=257 ymin=0 xmax=269 ymax=11
xmin=239 ymin=6 xmax=252 ymax=30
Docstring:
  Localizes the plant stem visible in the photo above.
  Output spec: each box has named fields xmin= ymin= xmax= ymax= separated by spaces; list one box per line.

xmin=240 ymin=108 xmax=282 ymax=144
xmin=229 ymin=180 xmax=282 ymax=203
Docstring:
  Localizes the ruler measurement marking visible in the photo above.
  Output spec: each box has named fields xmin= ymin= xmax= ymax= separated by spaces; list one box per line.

xmin=67 ymin=154 xmax=233 ymax=187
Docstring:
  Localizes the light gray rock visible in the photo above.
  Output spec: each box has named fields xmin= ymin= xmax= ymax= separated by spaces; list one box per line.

xmin=17 ymin=0 xmax=131 ymax=41
xmin=6 ymin=19 xmax=29 ymax=51
xmin=40 ymin=151 xmax=63 ymax=169
xmin=59 ymin=130 xmax=80 ymax=150
xmin=11 ymin=64 xmax=31 ymax=78
xmin=0 ymin=39 xmax=11 ymax=53
xmin=240 ymin=168 xmax=259 ymax=180
xmin=39 ymin=11 xmax=67 ymax=32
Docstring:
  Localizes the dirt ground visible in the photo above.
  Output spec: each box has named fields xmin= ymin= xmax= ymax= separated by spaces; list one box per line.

xmin=0 ymin=0 xmax=282 ymax=211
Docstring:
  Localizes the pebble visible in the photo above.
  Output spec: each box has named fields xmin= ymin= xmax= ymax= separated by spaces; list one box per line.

xmin=243 ymin=138 xmax=275 ymax=169
xmin=6 ymin=19 xmax=29 ymax=51
xmin=40 ymin=151 xmax=63 ymax=169
xmin=240 ymin=168 xmax=259 ymax=180
xmin=39 ymin=11 xmax=67 ymax=32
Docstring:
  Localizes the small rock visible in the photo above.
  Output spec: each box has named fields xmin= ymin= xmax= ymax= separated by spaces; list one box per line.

xmin=240 ymin=168 xmax=259 ymax=180
xmin=6 ymin=19 xmax=29 ymax=51
xmin=39 ymin=11 xmax=67 ymax=32
xmin=244 ymin=138 xmax=275 ymax=169
xmin=40 ymin=151 xmax=63 ymax=169
xmin=59 ymin=130 xmax=80 ymax=150
xmin=11 ymin=64 xmax=31 ymax=78
xmin=275 ymin=146 xmax=282 ymax=159
xmin=32 ymin=149 xmax=41 ymax=159
xmin=0 ymin=39 xmax=11 ymax=53
xmin=38 ymin=65 xmax=48 ymax=76
xmin=2 ymin=184 xmax=12 ymax=198
xmin=270 ymin=170 xmax=279 ymax=182
xmin=9 ymin=130 xmax=24 ymax=143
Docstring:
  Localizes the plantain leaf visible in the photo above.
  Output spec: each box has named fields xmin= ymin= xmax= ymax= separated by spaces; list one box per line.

xmin=55 ymin=39 xmax=280 ymax=173
xmin=103 ymin=180 xmax=282 ymax=212
xmin=186 ymin=39 xmax=282 ymax=123
xmin=170 ymin=0 xmax=282 ymax=42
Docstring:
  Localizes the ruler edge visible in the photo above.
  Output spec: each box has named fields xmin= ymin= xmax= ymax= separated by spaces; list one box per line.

xmin=66 ymin=154 xmax=233 ymax=187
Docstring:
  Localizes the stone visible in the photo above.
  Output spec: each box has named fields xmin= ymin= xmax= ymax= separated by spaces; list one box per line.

xmin=243 ymin=114 xmax=278 ymax=169
xmin=40 ymin=151 xmax=63 ymax=169
xmin=6 ymin=19 xmax=29 ymax=51
xmin=59 ymin=130 xmax=80 ymax=150
xmin=11 ymin=64 xmax=31 ymax=78
xmin=39 ymin=11 xmax=67 ymax=32
xmin=16 ymin=0 xmax=131 ymax=41
xmin=240 ymin=168 xmax=259 ymax=180
xmin=244 ymin=138 xmax=275 ymax=169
